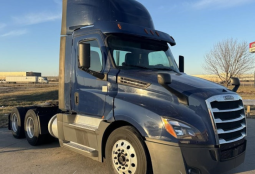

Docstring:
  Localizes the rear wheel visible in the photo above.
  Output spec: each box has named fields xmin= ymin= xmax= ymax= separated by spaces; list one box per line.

xmin=105 ymin=126 xmax=152 ymax=174
xmin=10 ymin=107 xmax=26 ymax=138
xmin=24 ymin=109 xmax=51 ymax=146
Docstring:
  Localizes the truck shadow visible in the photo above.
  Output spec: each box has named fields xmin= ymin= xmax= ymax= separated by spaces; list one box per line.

xmin=0 ymin=140 xmax=60 ymax=153
xmin=0 ymin=128 xmax=60 ymax=154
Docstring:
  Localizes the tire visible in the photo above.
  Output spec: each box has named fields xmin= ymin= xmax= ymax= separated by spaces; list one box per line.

xmin=105 ymin=126 xmax=152 ymax=174
xmin=10 ymin=107 xmax=26 ymax=139
xmin=24 ymin=109 xmax=50 ymax=146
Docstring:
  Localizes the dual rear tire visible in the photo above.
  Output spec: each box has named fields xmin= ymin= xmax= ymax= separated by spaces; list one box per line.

xmin=10 ymin=107 xmax=26 ymax=138
xmin=24 ymin=109 xmax=45 ymax=146
xmin=11 ymin=108 xmax=53 ymax=146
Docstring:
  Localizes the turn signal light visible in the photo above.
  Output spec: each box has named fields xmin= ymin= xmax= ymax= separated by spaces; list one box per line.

xmin=162 ymin=118 xmax=177 ymax=138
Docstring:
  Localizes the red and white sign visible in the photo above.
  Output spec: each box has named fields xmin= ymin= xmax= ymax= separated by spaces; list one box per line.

xmin=250 ymin=42 xmax=255 ymax=53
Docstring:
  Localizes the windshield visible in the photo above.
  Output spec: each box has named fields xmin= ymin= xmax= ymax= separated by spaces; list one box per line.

xmin=107 ymin=35 xmax=179 ymax=72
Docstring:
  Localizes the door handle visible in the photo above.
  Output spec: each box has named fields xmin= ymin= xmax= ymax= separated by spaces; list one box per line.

xmin=74 ymin=92 xmax=79 ymax=105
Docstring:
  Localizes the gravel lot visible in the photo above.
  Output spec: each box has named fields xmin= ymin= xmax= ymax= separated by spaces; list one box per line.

xmin=0 ymin=119 xmax=254 ymax=174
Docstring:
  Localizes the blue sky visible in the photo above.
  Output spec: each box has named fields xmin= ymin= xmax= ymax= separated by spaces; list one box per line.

xmin=0 ymin=0 xmax=254 ymax=76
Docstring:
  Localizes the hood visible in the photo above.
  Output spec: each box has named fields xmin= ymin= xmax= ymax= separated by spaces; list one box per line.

xmin=171 ymin=73 xmax=224 ymax=89
xmin=118 ymin=69 xmax=238 ymax=103
xmin=120 ymin=69 xmax=228 ymax=89
xmin=116 ymin=70 xmax=239 ymax=144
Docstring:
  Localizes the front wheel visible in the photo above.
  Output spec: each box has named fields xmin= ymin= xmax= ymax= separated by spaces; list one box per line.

xmin=105 ymin=126 xmax=152 ymax=174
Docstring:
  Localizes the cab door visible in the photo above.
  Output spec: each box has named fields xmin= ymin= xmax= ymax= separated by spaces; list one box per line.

xmin=71 ymin=33 xmax=108 ymax=117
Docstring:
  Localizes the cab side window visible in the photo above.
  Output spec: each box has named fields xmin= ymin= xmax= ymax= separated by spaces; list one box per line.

xmin=80 ymin=40 xmax=102 ymax=72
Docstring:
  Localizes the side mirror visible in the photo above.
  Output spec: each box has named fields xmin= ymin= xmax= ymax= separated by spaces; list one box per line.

xmin=231 ymin=77 xmax=240 ymax=92
xmin=79 ymin=43 xmax=90 ymax=69
xmin=179 ymin=55 xmax=184 ymax=73
xmin=157 ymin=73 xmax=172 ymax=85
xmin=157 ymin=73 xmax=188 ymax=105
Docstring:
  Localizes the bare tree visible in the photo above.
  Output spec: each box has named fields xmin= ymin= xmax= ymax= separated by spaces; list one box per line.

xmin=203 ymin=39 xmax=254 ymax=86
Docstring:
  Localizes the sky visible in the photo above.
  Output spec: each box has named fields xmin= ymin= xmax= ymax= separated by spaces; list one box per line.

xmin=0 ymin=0 xmax=254 ymax=76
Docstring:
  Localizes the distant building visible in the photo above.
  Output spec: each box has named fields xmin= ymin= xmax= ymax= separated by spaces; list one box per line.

xmin=0 ymin=72 xmax=41 ymax=80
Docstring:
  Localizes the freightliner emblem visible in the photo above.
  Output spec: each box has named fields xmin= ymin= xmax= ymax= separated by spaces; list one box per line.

xmin=223 ymin=95 xmax=234 ymax=100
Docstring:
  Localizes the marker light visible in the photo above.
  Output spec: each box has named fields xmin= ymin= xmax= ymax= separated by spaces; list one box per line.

xmin=155 ymin=31 xmax=160 ymax=36
xmin=150 ymin=30 xmax=154 ymax=35
xmin=162 ymin=118 xmax=206 ymax=142
xmin=144 ymin=29 xmax=149 ymax=34
xmin=118 ymin=24 xmax=122 ymax=30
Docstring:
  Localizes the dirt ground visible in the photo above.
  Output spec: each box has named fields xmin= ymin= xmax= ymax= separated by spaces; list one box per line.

xmin=0 ymin=83 xmax=58 ymax=127
xmin=236 ymin=86 xmax=255 ymax=99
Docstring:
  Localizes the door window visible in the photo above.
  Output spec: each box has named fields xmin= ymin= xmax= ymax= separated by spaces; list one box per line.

xmin=79 ymin=40 xmax=102 ymax=72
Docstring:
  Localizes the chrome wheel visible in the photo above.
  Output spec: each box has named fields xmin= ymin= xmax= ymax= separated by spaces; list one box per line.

xmin=12 ymin=113 xmax=18 ymax=132
xmin=112 ymin=140 xmax=138 ymax=174
xmin=26 ymin=117 xmax=34 ymax=138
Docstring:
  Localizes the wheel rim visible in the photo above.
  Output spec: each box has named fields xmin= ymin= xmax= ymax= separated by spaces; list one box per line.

xmin=26 ymin=117 xmax=34 ymax=138
xmin=12 ymin=113 xmax=18 ymax=132
xmin=112 ymin=140 xmax=138 ymax=174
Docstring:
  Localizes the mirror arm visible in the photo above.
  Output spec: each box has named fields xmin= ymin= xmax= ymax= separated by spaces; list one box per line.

xmin=162 ymin=84 xmax=189 ymax=105
xmin=80 ymin=67 xmax=105 ymax=80
xmin=157 ymin=73 xmax=188 ymax=105
xmin=232 ymin=84 xmax=240 ymax=92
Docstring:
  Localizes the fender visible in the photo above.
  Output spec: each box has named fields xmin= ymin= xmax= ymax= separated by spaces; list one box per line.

xmin=113 ymin=114 xmax=148 ymax=137
xmin=113 ymin=98 xmax=163 ymax=138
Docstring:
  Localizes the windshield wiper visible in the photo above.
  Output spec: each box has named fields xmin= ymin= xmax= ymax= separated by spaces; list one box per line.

xmin=125 ymin=65 xmax=150 ymax=69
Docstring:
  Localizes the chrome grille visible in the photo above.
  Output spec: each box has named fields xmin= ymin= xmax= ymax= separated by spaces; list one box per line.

xmin=206 ymin=95 xmax=247 ymax=145
xmin=117 ymin=76 xmax=151 ymax=89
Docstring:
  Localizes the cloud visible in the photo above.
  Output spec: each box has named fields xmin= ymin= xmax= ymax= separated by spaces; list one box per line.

xmin=0 ymin=29 xmax=28 ymax=37
xmin=0 ymin=23 xmax=6 ymax=29
xmin=13 ymin=12 xmax=61 ymax=26
xmin=193 ymin=0 xmax=253 ymax=9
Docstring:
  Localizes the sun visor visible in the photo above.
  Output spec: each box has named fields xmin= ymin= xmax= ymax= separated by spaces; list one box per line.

xmin=61 ymin=0 xmax=155 ymax=35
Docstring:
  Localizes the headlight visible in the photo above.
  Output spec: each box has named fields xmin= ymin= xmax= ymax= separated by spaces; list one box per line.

xmin=162 ymin=118 xmax=206 ymax=142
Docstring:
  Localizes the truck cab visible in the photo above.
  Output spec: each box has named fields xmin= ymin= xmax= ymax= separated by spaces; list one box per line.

xmin=9 ymin=0 xmax=247 ymax=174
xmin=38 ymin=77 xmax=48 ymax=83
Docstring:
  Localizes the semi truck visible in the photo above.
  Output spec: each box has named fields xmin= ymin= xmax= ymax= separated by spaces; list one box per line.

xmin=8 ymin=0 xmax=247 ymax=174
xmin=6 ymin=76 xmax=48 ymax=84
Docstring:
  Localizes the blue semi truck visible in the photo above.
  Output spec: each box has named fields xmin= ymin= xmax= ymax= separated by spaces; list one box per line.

xmin=9 ymin=0 xmax=247 ymax=173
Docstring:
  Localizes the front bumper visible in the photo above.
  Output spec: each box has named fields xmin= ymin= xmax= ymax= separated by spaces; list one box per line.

xmin=145 ymin=138 xmax=246 ymax=174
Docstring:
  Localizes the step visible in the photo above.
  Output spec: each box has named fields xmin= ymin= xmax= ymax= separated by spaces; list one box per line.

xmin=63 ymin=141 xmax=98 ymax=157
